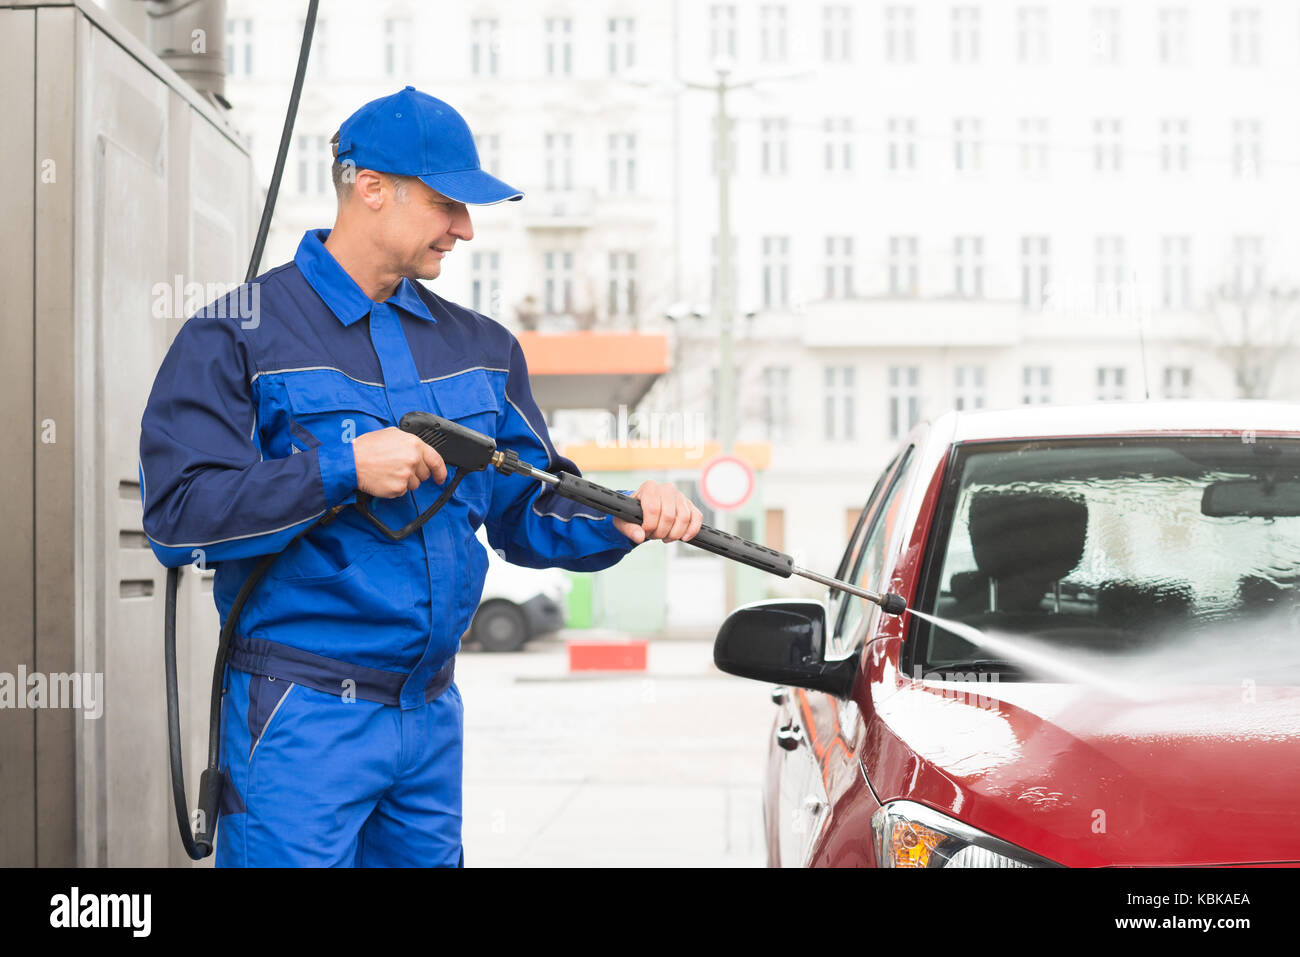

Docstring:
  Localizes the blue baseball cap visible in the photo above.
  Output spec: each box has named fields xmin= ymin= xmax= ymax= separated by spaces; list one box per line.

xmin=334 ymin=86 xmax=523 ymax=205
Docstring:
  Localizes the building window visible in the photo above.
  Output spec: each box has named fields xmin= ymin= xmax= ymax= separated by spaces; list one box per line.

xmin=1232 ymin=118 xmax=1262 ymax=178
xmin=884 ymin=6 xmax=916 ymax=62
xmin=1090 ymin=6 xmax=1121 ymax=63
xmin=471 ymin=251 xmax=500 ymax=317
xmin=887 ymin=116 xmax=917 ymax=171
xmin=1159 ymin=117 xmax=1190 ymax=172
xmin=1022 ymin=366 xmax=1051 ymax=405
xmin=889 ymin=236 xmax=919 ymax=296
xmin=760 ymin=5 xmax=788 ymax=61
xmin=608 ymin=133 xmax=636 ymax=194
xmin=953 ymin=236 xmax=984 ymax=297
xmin=476 ymin=133 xmax=501 ymax=177
xmin=545 ymin=18 xmax=572 ymax=76
xmin=1097 ymin=367 xmax=1126 ymax=401
xmin=1157 ymin=7 xmax=1189 ymax=64
xmin=825 ymin=366 xmax=855 ymax=441
xmin=1094 ymin=236 xmax=1127 ymax=313
xmin=1160 ymin=235 xmax=1192 ymax=310
xmin=1230 ymin=235 xmax=1264 ymax=300
xmin=823 ymin=5 xmax=852 ymax=61
xmin=608 ymin=252 xmax=637 ymax=319
xmin=296 ymin=134 xmax=328 ymax=195
xmin=953 ymin=117 xmax=983 ymax=172
xmin=226 ymin=19 xmax=253 ymax=76
xmin=954 ymin=365 xmax=986 ymax=411
xmin=1018 ymin=117 xmax=1049 ymax=173
xmin=951 ymin=6 xmax=981 ymax=62
xmin=760 ymin=118 xmax=789 ymax=175
xmin=823 ymin=117 xmax=853 ymax=172
xmin=1163 ymin=366 xmax=1192 ymax=399
xmin=1016 ymin=6 xmax=1049 ymax=64
xmin=888 ymin=366 xmax=920 ymax=439
xmin=297 ymin=18 xmax=327 ymax=77
xmin=608 ymin=17 xmax=636 ymax=74
xmin=1093 ymin=117 xmax=1123 ymax=172
xmin=1230 ymin=7 xmax=1261 ymax=66
xmin=824 ymin=236 xmax=854 ymax=299
xmin=711 ymin=4 xmax=737 ymax=59
xmin=1021 ymin=235 xmax=1051 ymax=309
xmin=544 ymin=133 xmax=573 ymax=191
xmin=761 ymin=366 xmax=792 ymax=442
xmin=384 ymin=18 xmax=411 ymax=77
xmin=544 ymin=251 xmax=574 ymax=314
xmin=761 ymin=235 xmax=790 ymax=309
xmin=471 ymin=19 xmax=499 ymax=76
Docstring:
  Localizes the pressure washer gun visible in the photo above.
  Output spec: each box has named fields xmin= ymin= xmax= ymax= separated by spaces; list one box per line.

xmin=382 ymin=412 xmax=909 ymax=617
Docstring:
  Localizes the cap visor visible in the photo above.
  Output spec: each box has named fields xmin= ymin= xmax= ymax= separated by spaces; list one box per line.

xmin=418 ymin=169 xmax=523 ymax=205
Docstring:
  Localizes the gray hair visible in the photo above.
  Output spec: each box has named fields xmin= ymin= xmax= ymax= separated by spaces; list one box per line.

xmin=330 ymin=130 xmax=413 ymax=203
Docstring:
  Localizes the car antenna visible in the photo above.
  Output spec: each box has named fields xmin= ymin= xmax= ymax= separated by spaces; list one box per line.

xmin=1135 ymin=286 xmax=1152 ymax=399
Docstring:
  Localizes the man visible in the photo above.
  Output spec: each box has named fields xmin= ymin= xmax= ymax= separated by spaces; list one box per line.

xmin=138 ymin=87 xmax=703 ymax=867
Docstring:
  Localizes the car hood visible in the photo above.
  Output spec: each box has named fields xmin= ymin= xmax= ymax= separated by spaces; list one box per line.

xmin=872 ymin=679 xmax=1300 ymax=866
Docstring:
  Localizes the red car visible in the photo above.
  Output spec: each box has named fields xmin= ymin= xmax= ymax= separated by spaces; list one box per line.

xmin=715 ymin=402 xmax=1300 ymax=867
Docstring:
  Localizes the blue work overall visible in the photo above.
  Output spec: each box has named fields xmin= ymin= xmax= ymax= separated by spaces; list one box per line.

xmin=139 ymin=228 xmax=637 ymax=866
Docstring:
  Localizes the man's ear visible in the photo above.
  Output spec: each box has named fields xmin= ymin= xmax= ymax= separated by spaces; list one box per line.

xmin=352 ymin=168 xmax=387 ymax=211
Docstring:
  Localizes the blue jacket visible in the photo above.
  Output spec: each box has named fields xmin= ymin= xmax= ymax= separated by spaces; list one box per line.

xmin=139 ymin=228 xmax=637 ymax=708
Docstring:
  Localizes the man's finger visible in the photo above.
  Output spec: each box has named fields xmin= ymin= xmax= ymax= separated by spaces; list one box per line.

xmin=638 ymin=481 xmax=660 ymax=533
xmin=684 ymin=503 xmax=704 ymax=541
xmin=653 ymin=488 xmax=678 ymax=539
xmin=422 ymin=443 xmax=447 ymax=484
xmin=613 ymin=517 xmax=644 ymax=543
xmin=666 ymin=492 xmax=693 ymax=541
xmin=644 ymin=486 xmax=676 ymax=538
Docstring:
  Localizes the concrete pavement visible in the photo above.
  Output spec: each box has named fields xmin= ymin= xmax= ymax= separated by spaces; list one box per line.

xmin=458 ymin=635 xmax=774 ymax=867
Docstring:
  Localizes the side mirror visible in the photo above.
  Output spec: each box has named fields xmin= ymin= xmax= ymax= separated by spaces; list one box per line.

xmin=713 ymin=599 xmax=858 ymax=699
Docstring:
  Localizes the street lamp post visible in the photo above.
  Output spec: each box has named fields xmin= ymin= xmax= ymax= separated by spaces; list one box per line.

xmin=683 ymin=65 xmax=811 ymax=615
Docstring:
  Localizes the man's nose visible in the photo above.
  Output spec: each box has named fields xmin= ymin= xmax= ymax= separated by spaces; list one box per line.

xmin=451 ymin=205 xmax=473 ymax=242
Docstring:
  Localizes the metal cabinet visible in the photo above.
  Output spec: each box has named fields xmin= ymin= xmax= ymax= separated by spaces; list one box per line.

xmin=0 ymin=0 xmax=253 ymax=866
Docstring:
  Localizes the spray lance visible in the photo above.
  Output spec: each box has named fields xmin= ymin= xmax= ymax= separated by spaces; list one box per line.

xmin=390 ymin=413 xmax=910 ymax=616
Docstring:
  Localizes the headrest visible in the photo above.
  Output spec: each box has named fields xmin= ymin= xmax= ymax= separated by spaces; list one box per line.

xmin=1098 ymin=580 xmax=1193 ymax=626
xmin=968 ymin=491 xmax=1088 ymax=582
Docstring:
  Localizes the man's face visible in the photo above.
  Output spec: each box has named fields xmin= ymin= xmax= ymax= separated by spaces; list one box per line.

xmin=379 ymin=177 xmax=474 ymax=282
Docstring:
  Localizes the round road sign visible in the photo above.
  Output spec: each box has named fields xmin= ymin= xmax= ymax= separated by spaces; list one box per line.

xmin=699 ymin=454 xmax=755 ymax=512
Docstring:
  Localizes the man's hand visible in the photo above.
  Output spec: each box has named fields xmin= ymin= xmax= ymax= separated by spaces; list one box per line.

xmin=612 ymin=481 xmax=705 ymax=545
xmin=351 ymin=428 xmax=447 ymax=498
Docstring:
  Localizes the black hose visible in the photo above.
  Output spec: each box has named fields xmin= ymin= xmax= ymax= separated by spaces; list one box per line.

xmin=165 ymin=0 xmax=320 ymax=861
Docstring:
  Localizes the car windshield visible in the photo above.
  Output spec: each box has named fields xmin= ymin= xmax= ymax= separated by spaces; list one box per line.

xmin=914 ymin=436 xmax=1300 ymax=680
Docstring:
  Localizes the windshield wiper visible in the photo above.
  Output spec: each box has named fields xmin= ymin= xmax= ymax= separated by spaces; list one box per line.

xmin=922 ymin=659 xmax=1024 ymax=676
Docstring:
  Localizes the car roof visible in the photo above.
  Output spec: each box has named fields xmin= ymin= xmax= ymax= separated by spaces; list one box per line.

xmin=926 ymin=400 xmax=1300 ymax=444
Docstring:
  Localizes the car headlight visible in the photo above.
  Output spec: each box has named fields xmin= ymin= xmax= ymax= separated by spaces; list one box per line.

xmin=870 ymin=800 xmax=1059 ymax=868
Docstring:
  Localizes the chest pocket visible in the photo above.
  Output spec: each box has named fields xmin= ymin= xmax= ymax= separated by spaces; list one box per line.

xmin=282 ymin=369 xmax=392 ymax=452
xmin=427 ymin=370 xmax=501 ymax=522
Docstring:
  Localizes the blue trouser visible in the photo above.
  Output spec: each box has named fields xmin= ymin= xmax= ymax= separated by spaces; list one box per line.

xmin=213 ymin=666 xmax=464 ymax=867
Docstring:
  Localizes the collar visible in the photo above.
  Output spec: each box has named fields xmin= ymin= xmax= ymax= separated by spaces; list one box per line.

xmin=294 ymin=227 xmax=436 ymax=326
